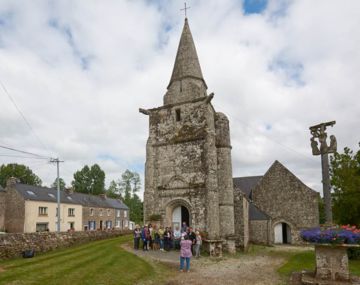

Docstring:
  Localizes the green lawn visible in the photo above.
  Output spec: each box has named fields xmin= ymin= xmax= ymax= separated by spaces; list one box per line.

xmin=278 ymin=250 xmax=360 ymax=277
xmin=0 ymin=235 xmax=172 ymax=285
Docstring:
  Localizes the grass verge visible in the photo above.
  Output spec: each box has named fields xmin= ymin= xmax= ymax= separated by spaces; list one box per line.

xmin=0 ymin=235 xmax=173 ymax=285
xmin=277 ymin=250 xmax=360 ymax=278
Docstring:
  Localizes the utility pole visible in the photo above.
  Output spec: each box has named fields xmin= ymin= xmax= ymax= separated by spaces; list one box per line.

xmin=50 ymin=158 xmax=64 ymax=232
xmin=309 ymin=121 xmax=337 ymax=224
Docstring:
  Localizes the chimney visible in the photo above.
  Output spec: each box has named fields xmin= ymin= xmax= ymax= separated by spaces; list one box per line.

xmin=99 ymin=194 xmax=106 ymax=199
xmin=65 ymin=187 xmax=74 ymax=195
xmin=6 ymin=177 xmax=18 ymax=188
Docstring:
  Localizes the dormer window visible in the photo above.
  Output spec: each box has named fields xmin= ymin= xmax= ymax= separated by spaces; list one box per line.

xmin=176 ymin=109 xmax=181 ymax=122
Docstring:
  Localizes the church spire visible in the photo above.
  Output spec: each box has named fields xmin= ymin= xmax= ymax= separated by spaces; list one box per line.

xmin=167 ymin=18 xmax=207 ymax=89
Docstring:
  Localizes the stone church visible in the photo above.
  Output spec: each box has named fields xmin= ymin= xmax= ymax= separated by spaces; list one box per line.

xmin=140 ymin=18 xmax=319 ymax=253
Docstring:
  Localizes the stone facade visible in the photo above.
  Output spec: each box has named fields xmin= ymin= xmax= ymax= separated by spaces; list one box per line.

xmin=0 ymin=229 xmax=131 ymax=260
xmin=142 ymin=18 xmax=235 ymax=252
xmin=249 ymin=220 xmax=270 ymax=245
xmin=251 ymin=161 xmax=319 ymax=244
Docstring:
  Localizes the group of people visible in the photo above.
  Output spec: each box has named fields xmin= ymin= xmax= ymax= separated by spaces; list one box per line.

xmin=133 ymin=222 xmax=202 ymax=272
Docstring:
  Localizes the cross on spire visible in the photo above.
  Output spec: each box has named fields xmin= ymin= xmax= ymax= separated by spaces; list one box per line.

xmin=180 ymin=2 xmax=190 ymax=18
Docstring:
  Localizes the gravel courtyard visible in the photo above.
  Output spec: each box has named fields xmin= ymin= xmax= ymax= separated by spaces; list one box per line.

xmin=125 ymin=244 xmax=313 ymax=285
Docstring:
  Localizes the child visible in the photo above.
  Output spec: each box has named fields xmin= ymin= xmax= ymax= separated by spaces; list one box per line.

xmin=179 ymin=235 xmax=192 ymax=272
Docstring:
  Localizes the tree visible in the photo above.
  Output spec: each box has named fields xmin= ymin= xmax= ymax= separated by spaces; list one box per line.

xmin=118 ymin=169 xmax=143 ymax=224
xmin=330 ymin=143 xmax=360 ymax=226
xmin=51 ymin=177 xmax=66 ymax=191
xmin=0 ymin=163 xmax=42 ymax=188
xmin=72 ymin=164 xmax=105 ymax=195
xmin=106 ymin=180 xmax=121 ymax=199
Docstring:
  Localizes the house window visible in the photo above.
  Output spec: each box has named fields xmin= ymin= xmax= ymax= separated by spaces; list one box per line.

xmin=107 ymin=209 xmax=111 ymax=216
xmin=116 ymin=210 xmax=120 ymax=217
xmin=68 ymin=222 xmax=75 ymax=230
xmin=115 ymin=220 xmax=120 ymax=228
xmin=90 ymin=208 xmax=94 ymax=216
xmin=175 ymin=109 xmax=181 ymax=121
xmin=124 ymin=210 xmax=127 ymax=218
xmin=99 ymin=209 xmax=103 ymax=216
xmin=36 ymin=223 xmax=48 ymax=232
xmin=89 ymin=221 xmax=96 ymax=230
xmin=38 ymin=207 xmax=48 ymax=216
xmin=68 ymin=208 xmax=75 ymax=217
xmin=106 ymin=220 xmax=112 ymax=229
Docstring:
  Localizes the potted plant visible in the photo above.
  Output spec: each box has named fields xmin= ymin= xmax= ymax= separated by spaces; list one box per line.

xmin=300 ymin=225 xmax=360 ymax=282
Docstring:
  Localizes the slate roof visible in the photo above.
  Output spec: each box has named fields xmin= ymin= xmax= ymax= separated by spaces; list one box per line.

xmin=168 ymin=18 xmax=207 ymax=89
xmin=233 ymin=176 xmax=263 ymax=199
xmin=15 ymin=184 xmax=80 ymax=205
xmin=12 ymin=183 xmax=128 ymax=209
xmin=249 ymin=203 xmax=270 ymax=221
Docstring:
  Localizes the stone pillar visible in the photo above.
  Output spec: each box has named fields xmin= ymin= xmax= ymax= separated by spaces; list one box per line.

xmin=321 ymin=153 xmax=333 ymax=224
xmin=215 ymin=112 xmax=236 ymax=253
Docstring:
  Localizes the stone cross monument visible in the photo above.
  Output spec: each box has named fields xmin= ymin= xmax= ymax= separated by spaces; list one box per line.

xmin=309 ymin=121 xmax=337 ymax=224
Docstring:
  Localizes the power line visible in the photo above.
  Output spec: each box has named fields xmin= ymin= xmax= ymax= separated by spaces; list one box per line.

xmin=0 ymin=145 xmax=50 ymax=159
xmin=0 ymin=79 xmax=50 ymax=153
xmin=0 ymin=154 xmax=49 ymax=160
xmin=235 ymin=118 xmax=317 ymax=163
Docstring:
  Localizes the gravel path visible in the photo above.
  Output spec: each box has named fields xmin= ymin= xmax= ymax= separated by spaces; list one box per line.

xmin=123 ymin=244 xmax=298 ymax=285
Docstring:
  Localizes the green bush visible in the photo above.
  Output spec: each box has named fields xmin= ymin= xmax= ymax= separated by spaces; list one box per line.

xmin=348 ymin=248 xmax=360 ymax=260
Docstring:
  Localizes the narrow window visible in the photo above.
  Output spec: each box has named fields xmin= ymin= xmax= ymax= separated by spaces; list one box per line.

xmin=38 ymin=207 xmax=48 ymax=216
xmin=176 ymin=109 xmax=181 ymax=121
xmin=180 ymin=80 xmax=182 ymax=92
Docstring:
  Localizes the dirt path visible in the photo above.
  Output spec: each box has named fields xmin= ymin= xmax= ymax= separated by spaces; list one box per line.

xmin=123 ymin=244 xmax=291 ymax=285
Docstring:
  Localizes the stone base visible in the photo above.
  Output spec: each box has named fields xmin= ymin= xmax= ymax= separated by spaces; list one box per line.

xmin=290 ymin=271 xmax=360 ymax=285
xmin=290 ymin=244 xmax=360 ymax=285
xmin=223 ymin=239 xmax=236 ymax=254
xmin=203 ymin=239 xmax=223 ymax=257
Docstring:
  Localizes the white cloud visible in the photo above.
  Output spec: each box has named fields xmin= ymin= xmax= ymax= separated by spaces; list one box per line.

xmin=0 ymin=0 xmax=359 ymax=199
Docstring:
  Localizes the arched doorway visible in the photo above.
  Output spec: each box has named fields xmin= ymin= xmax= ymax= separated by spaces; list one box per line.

xmin=274 ymin=222 xmax=291 ymax=244
xmin=172 ymin=206 xmax=190 ymax=230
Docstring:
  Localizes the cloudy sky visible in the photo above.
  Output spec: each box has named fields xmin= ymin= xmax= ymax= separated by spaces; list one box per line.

xmin=0 ymin=0 xmax=359 ymax=197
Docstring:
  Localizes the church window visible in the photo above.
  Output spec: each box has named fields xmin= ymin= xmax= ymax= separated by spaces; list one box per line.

xmin=176 ymin=109 xmax=181 ymax=121
xmin=180 ymin=80 xmax=182 ymax=92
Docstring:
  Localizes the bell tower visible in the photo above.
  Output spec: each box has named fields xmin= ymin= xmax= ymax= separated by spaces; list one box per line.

xmin=140 ymin=18 xmax=236 ymax=254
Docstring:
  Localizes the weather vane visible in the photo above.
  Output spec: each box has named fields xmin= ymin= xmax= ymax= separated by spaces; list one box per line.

xmin=180 ymin=2 xmax=190 ymax=18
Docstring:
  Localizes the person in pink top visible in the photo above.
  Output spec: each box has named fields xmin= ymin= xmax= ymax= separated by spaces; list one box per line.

xmin=179 ymin=234 xmax=193 ymax=272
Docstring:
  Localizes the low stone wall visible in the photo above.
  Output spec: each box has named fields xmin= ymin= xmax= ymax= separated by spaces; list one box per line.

xmin=0 ymin=230 xmax=131 ymax=260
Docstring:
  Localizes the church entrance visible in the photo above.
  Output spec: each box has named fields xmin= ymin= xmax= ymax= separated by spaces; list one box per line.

xmin=274 ymin=222 xmax=291 ymax=244
xmin=172 ymin=206 xmax=190 ymax=230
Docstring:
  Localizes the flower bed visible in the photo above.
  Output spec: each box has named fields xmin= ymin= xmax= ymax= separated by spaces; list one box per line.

xmin=300 ymin=225 xmax=360 ymax=245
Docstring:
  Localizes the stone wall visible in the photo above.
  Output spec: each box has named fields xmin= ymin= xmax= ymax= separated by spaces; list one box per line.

xmin=249 ymin=220 xmax=270 ymax=245
xmin=252 ymin=161 xmax=319 ymax=244
xmin=0 ymin=190 xmax=5 ymax=231
xmin=0 ymin=230 xmax=131 ymax=260
xmin=234 ymin=191 xmax=249 ymax=250
xmin=5 ymin=181 xmax=25 ymax=233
